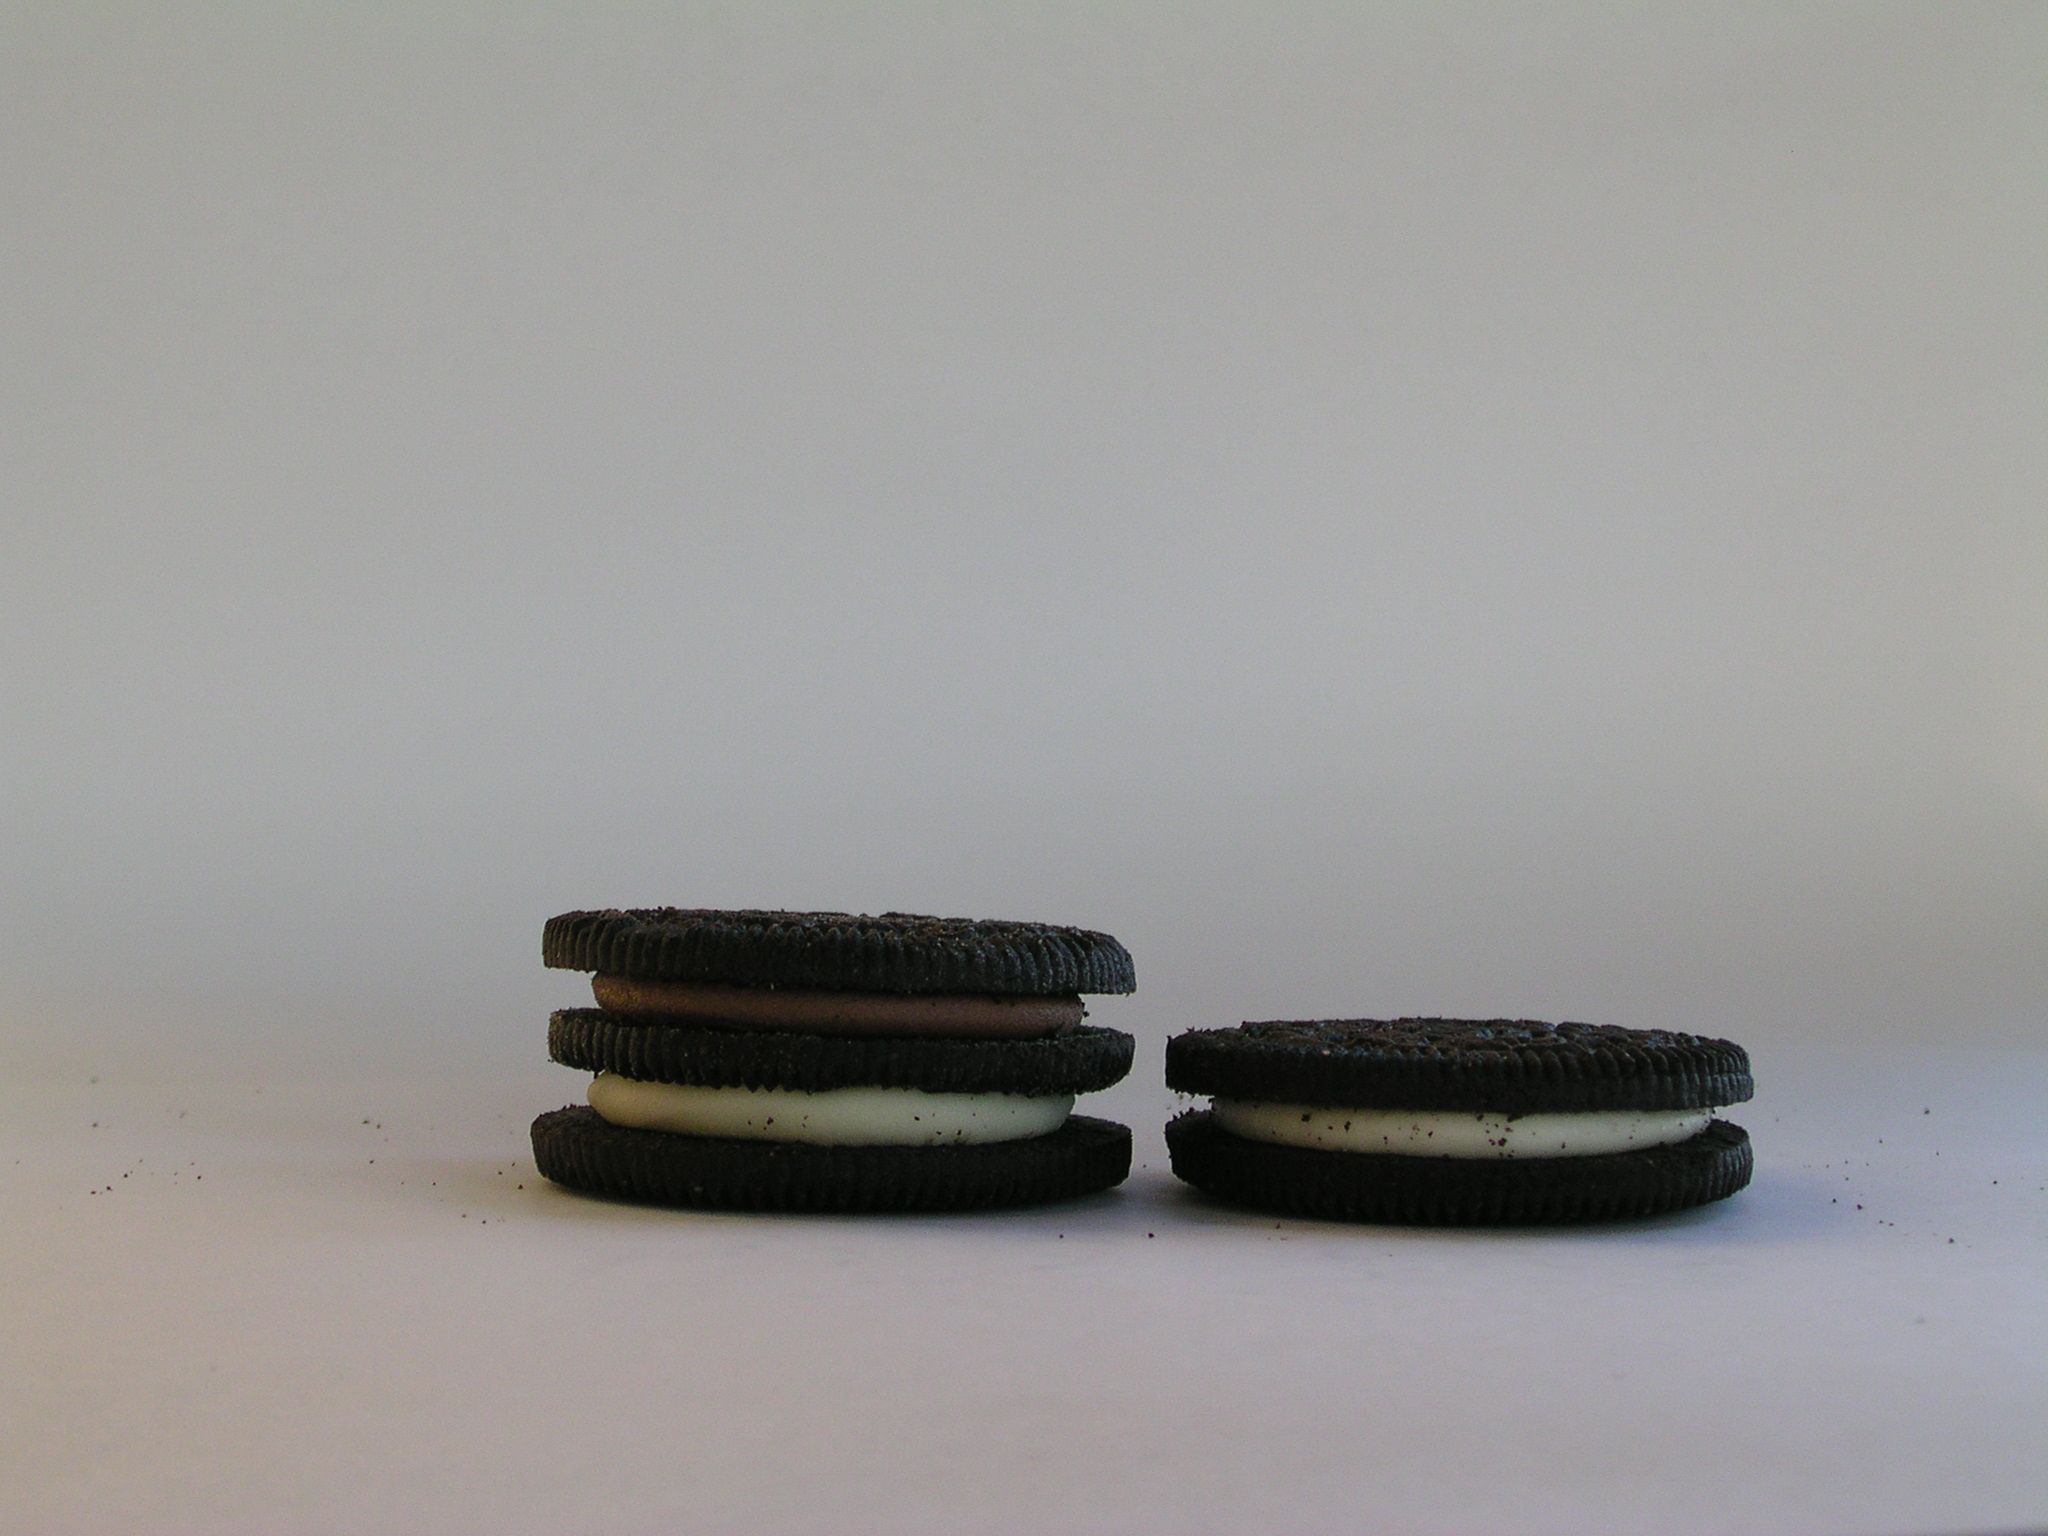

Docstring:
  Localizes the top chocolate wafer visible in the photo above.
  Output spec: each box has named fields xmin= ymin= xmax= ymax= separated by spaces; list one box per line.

xmin=1166 ymin=1018 xmax=1752 ymax=1114
xmin=543 ymin=909 xmax=1137 ymax=996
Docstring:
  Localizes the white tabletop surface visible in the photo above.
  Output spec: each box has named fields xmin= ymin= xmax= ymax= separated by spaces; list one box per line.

xmin=6 ymin=7 xmax=2043 ymax=1532
xmin=5 ymin=1042 xmax=2044 ymax=1536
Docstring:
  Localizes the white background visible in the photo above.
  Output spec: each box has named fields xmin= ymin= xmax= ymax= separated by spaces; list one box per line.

xmin=3 ymin=6 xmax=2043 ymax=1533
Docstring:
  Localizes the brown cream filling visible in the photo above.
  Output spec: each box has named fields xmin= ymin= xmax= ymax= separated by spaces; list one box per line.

xmin=591 ymin=975 xmax=1084 ymax=1037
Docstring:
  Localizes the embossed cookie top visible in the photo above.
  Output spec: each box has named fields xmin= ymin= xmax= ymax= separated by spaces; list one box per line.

xmin=1166 ymin=1017 xmax=1753 ymax=1113
xmin=544 ymin=908 xmax=1136 ymax=996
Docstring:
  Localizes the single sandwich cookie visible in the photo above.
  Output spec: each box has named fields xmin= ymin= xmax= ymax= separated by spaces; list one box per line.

xmin=1165 ymin=1019 xmax=1753 ymax=1224
xmin=534 ymin=1019 xmax=1133 ymax=1211
xmin=534 ymin=908 xmax=1138 ymax=1212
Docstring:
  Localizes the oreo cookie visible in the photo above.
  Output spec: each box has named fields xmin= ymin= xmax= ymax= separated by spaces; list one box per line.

xmin=547 ymin=1011 xmax=1134 ymax=1096
xmin=1165 ymin=1018 xmax=1753 ymax=1224
xmin=532 ymin=908 xmax=1136 ymax=1213
xmin=544 ymin=908 xmax=1135 ymax=997
xmin=533 ymin=1109 xmax=1131 ymax=1214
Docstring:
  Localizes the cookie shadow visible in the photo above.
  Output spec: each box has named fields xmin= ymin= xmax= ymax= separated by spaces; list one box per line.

xmin=1155 ymin=1164 xmax=1847 ymax=1246
xmin=402 ymin=1152 xmax=1138 ymax=1231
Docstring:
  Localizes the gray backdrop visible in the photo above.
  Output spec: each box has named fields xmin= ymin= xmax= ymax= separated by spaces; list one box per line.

xmin=4 ymin=4 xmax=2042 ymax=1084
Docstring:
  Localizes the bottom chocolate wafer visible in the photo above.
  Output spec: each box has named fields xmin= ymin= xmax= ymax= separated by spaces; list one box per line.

xmin=1166 ymin=1111 xmax=1752 ymax=1225
xmin=533 ymin=1107 xmax=1132 ymax=1214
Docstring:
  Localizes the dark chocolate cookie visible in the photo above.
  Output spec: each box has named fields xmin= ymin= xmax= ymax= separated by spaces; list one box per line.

xmin=544 ymin=909 xmax=1136 ymax=996
xmin=549 ymin=1010 xmax=1134 ymax=1096
xmin=1166 ymin=1018 xmax=1751 ymax=1113
xmin=1166 ymin=1111 xmax=1752 ymax=1224
xmin=1164 ymin=1018 xmax=1755 ymax=1225
xmin=532 ymin=1107 xmax=1132 ymax=1213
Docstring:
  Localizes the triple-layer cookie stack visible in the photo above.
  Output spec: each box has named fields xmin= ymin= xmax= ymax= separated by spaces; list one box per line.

xmin=531 ymin=908 xmax=1136 ymax=1212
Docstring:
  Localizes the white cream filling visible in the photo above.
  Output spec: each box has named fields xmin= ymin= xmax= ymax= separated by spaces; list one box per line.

xmin=587 ymin=1071 xmax=1073 ymax=1146
xmin=1211 ymin=1099 xmax=1715 ymax=1159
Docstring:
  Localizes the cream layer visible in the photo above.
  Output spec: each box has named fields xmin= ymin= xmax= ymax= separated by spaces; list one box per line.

xmin=587 ymin=1071 xmax=1072 ymax=1146
xmin=1210 ymin=1100 xmax=1715 ymax=1159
